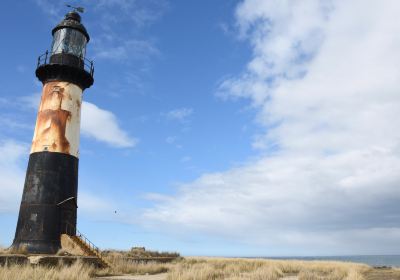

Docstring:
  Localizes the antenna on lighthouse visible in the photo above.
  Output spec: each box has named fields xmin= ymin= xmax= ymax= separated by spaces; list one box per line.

xmin=66 ymin=4 xmax=85 ymax=13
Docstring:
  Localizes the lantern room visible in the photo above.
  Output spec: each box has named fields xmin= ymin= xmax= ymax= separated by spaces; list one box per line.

xmin=49 ymin=11 xmax=90 ymax=68
xmin=35 ymin=10 xmax=94 ymax=90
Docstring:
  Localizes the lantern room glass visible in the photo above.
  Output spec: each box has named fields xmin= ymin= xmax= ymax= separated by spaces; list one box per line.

xmin=51 ymin=29 xmax=87 ymax=58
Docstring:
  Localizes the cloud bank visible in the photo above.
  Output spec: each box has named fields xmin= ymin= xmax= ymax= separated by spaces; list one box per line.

xmin=143 ymin=0 xmax=400 ymax=254
xmin=165 ymin=108 xmax=193 ymax=122
xmin=81 ymin=101 xmax=137 ymax=148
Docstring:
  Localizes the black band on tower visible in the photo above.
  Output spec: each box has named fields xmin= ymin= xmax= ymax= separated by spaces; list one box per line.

xmin=12 ymin=152 xmax=78 ymax=254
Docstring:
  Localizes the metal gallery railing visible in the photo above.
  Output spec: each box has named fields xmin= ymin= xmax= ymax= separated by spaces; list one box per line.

xmin=37 ymin=50 xmax=94 ymax=77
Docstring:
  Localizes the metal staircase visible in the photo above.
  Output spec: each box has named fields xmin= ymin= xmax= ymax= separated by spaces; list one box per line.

xmin=64 ymin=224 xmax=112 ymax=268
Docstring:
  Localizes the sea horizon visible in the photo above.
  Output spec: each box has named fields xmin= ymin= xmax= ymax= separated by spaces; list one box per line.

xmin=246 ymin=255 xmax=400 ymax=267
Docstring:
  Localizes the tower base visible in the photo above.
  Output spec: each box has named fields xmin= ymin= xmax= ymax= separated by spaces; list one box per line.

xmin=12 ymin=152 xmax=78 ymax=254
xmin=11 ymin=240 xmax=60 ymax=255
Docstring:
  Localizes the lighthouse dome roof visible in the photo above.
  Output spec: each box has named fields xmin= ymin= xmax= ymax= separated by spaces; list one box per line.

xmin=52 ymin=11 xmax=90 ymax=42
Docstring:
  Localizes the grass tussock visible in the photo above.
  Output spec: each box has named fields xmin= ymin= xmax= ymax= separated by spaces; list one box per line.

xmin=96 ymin=254 xmax=170 ymax=276
xmin=0 ymin=258 xmax=169 ymax=279
xmin=94 ymin=248 xmax=178 ymax=276
xmin=2 ymin=245 xmax=28 ymax=255
xmin=296 ymin=261 xmax=369 ymax=280
xmin=0 ymin=261 xmax=94 ymax=280
xmin=102 ymin=247 xmax=180 ymax=258
xmin=167 ymin=258 xmax=370 ymax=280
xmin=0 ymin=246 xmax=8 ymax=254
xmin=60 ymin=234 xmax=85 ymax=256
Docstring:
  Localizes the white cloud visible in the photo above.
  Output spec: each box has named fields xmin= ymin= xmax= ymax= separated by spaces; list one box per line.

xmin=81 ymin=102 xmax=137 ymax=148
xmin=18 ymin=92 xmax=41 ymax=110
xmin=78 ymin=191 xmax=115 ymax=216
xmin=94 ymin=0 xmax=168 ymax=28
xmin=165 ymin=136 xmax=176 ymax=144
xmin=180 ymin=156 xmax=191 ymax=163
xmin=143 ymin=0 xmax=400 ymax=254
xmin=34 ymin=0 xmax=168 ymax=27
xmin=33 ymin=0 xmax=62 ymax=18
xmin=0 ymin=141 xmax=28 ymax=213
xmin=94 ymin=39 xmax=159 ymax=61
xmin=90 ymin=0 xmax=165 ymax=63
xmin=165 ymin=108 xmax=193 ymax=122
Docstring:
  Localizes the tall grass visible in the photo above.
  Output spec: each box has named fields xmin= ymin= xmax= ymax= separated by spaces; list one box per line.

xmin=0 ymin=261 xmax=94 ymax=280
xmin=0 ymin=246 xmax=7 ymax=254
xmin=102 ymin=248 xmax=180 ymax=258
xmin=0 ymin=244 xmax=172 ymax=279
xmin=0 ymin=258 xmax=169 ymax=279
xmin=0 ymin=244 xmax=31 ymax=255
xmin=0 ymin=256 xmax=373 ymax=279
xmin=167 ymin=258 xmax=370 ymax=280
xmin=98 ymin=256 xmax=169 ymax=276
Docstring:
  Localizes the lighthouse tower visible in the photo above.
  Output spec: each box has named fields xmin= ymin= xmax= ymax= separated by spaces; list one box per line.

xmin=12 ymin=9 xmax=94 ymax=254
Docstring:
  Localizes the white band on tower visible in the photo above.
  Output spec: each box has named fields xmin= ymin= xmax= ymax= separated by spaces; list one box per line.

xmin=31 ymin=81 xmax=82 ymax=158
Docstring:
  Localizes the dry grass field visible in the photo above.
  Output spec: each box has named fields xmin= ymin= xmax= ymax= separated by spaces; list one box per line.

xmin=0 ymin=261 xmax=93 ymax=280
xmin=0 ymin=255 xmax=399 ymax=279
xmin=165 ymin=258 xmax=370 ymax=280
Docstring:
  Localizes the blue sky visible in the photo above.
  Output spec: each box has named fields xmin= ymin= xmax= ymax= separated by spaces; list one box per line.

xmin=1 ymin=0 xmax=400 ymax=256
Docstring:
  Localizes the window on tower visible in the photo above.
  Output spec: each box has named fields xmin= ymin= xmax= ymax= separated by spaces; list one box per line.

xmin=51 ymin=29 xmax=87 ymax=58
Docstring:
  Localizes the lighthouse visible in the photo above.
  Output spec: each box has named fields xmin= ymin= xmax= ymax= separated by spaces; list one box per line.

xmin=12 ymin=8 xmax=94 ymax=254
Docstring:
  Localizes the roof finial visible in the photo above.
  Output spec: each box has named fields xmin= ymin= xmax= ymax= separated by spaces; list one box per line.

xmin=66 ymin=4 xmax=85 ymax=14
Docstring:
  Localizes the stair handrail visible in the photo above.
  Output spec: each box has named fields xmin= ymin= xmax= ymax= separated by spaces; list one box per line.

xmin=64 ymin=222 xmax=100 ymax=254
xmin=76 ymin=228 xmax=100 ymax=254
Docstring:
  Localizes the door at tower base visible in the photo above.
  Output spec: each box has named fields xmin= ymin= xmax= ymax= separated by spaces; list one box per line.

xmin=31 ymin=81 xmax=82 ymax=158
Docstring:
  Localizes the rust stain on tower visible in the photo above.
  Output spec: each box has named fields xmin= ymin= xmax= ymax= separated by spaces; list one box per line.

xmin=31 ymin=81 xmax=83 ymax=157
